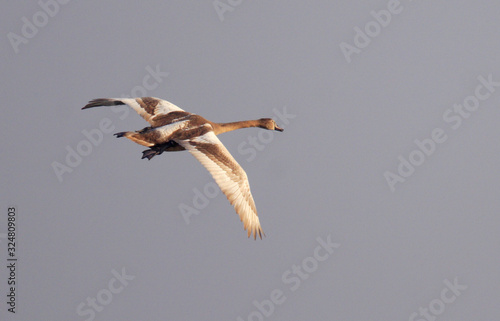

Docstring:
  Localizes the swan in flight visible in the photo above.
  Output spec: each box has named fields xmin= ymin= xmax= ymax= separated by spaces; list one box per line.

xmin=82 ymin=97 xmax=284 ymax=239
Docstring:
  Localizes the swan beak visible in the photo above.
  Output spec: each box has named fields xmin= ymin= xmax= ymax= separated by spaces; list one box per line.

xmin=275 ymin=125 xmax=284 ymax=132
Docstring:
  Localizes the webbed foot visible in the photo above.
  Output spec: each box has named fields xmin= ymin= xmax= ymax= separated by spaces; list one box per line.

xmin=141 ymin=141 xmax=176 ymax=160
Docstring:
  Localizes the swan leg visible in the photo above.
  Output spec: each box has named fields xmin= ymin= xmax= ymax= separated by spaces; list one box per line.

xmin=141 ymin=141 xmax=176 ymax=160
xmin=141 ymin=149 xmax=158 ymax=160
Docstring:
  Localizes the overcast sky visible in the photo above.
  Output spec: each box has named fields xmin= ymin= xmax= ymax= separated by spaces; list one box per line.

xmin=1 ymin=1 xmax=500 ymax=320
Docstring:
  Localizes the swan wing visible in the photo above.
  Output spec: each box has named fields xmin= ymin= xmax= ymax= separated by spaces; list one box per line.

xmin=83 ymin=97 xmax=187 ymax=126
xmin=177 ymin=131 xmax=263 ymax=239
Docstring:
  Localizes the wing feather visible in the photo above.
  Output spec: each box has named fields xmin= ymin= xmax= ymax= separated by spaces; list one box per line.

xmin=176 ymin=132 xmax=263 ymax=239
xmin=83 ymin=97 xmax=186 ymax=126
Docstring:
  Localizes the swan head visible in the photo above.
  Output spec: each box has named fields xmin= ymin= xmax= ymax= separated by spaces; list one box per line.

xmin=259 ymin=118 xmax=284 ymax=132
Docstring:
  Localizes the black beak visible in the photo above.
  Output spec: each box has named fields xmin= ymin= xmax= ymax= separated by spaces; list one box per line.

xmin=275 ymin=125 xmax=284 ymax=132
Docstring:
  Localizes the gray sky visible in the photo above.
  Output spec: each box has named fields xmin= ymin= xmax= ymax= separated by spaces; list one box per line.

xmin=1 ymin=1 xmax=499 ymax=320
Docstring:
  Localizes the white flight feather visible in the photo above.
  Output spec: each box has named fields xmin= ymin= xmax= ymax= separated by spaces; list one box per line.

xmin=117 ymin=97 xmax=185 ymax=125
xmin=176 ymin=132 xmax=262 ymax=239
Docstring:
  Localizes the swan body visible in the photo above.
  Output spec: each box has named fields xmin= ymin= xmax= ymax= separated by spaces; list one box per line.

xmin=82 ymin=97 xmax=283 ymax=239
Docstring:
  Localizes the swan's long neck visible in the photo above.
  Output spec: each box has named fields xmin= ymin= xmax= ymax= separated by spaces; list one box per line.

xmin=212 ymin=120 xmax=261 ymax=135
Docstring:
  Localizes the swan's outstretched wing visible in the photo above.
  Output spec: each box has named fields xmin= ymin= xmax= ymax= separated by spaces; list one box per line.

xmin=177 ymin=131 xmax=263 ymax=239
xmin=83 ymin=97 xmax=188 ymax=126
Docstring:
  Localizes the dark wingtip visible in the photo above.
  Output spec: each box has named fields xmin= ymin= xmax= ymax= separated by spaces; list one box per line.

xmin=114 ymin=132 xmax=127 ymax=138
xmin=82 ymin=98 xmax=125 ymax=110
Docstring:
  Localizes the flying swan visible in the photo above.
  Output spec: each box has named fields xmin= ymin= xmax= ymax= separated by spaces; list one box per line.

xmin=82 ymin=97 xmax=284 ymax=239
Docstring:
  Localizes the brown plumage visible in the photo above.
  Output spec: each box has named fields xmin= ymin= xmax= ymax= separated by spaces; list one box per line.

xmin=82 ymin=97 xmax=284 ymax=239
